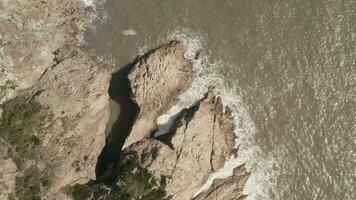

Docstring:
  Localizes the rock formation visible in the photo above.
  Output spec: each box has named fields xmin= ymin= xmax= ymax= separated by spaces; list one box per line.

xmin=0 ymin=1 xmax=113 ymax=199
xmin=0 ymin=0 xmax=250 ymax=199
xmin=193 ymin=164 xmax=250 ymax=200
xmin=121 ymin=43 xmax=250 ymax=199
xmin=123 ymin=92 xmax=242 ymax=200
xmin=34 ymin=46 xmax=112 ymax=199
xmin=124 ymin=41 xmax=195 ymax=148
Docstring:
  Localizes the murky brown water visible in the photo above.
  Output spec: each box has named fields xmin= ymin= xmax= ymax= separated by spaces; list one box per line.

xmin=85 ymin=0 xmax=356 ymax=199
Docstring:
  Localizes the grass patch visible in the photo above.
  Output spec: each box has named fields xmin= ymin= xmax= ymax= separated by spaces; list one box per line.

xmin=69 ymin=153 xmax=167 ymax=200
xmin=0 ymin=95 xmax=50 ymax=166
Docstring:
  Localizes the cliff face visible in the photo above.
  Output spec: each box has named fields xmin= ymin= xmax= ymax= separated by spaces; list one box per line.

xmin=0 ymin=1 xmax=113 ymax=199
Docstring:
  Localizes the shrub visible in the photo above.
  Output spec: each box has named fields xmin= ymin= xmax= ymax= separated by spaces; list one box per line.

xmin=0 ymin=96 xmax=48 ymax=166
xmin=71 ymin=184 xmax=93 ymax=200
xmin=69 ymin=153 xmax=167 ymax=200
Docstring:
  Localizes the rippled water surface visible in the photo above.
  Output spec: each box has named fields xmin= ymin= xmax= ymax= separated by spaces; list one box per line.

xmin=85 ymin=0 xmax=356 ymax=199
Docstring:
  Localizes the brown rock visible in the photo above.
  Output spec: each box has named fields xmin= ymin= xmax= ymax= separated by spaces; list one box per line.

xmin=124 ymin=91 xmax=238 ymax=200
xmin=193 ymin=165 xmax=250 ymax=200
xmin=35 ymin=46 xmax=112 ymax=199
xmin=124 ymin=41 xmax=195 ymax=148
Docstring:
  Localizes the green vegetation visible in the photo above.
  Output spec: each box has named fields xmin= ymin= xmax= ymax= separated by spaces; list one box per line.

xmin=1 ymin=96 xmax=54 ymax=200
xmin=15 ymin=165 xmax=51 ymax=200
xmin=69 ymin=154 xmax=167 ymax=200
xmin=70 ymin=184 xmax=93 ymax=200
xmin=0 ymin=95 xmax=49 ymax=167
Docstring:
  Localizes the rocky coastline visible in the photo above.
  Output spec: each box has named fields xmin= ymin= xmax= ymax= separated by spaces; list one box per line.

xmin=0 ymin=1 xmax=249 ymax=199
xmin=119 ymin=41 xmax=250 ymax=200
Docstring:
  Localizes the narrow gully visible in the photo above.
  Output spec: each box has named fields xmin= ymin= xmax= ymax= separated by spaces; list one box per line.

xmin=95 ymin=63 xmax=139 ymax=183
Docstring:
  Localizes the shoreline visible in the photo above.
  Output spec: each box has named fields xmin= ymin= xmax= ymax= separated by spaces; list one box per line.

xmin=1 ymin=1 xmax=253 ymax=199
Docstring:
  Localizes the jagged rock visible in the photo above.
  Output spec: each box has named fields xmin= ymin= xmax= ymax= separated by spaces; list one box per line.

xmin=35 ymin=46 xmax=113 ymax=199
xmin=124 ymin=41 xmax=194 ymax=148
xmin=124 ymin=91 xmax=239 ymax=200
xmin=193 ymin=165 xmax=250 ymax=200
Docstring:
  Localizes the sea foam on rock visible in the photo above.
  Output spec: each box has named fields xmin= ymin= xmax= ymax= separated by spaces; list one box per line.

xmin=121 ymin=41 xmax=250 ymax=199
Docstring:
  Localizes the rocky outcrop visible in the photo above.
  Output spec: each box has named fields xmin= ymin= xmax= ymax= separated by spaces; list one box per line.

xmin=118 ymin=37 xmax=250 ymax=199
xmin=193 ymin=164 xmax=250 ymax=200
xmin=124 ymin=41 xmax=194 ymax=148
xmin=35 ymin=46 xmax=112 ymax=199
xmin=1 ymin=0 xmax=250 ymax=199
xmin=0 ymin=1 xmax=113 ymax=199
xmin=123 ymin=88 xmax=247 ymax=199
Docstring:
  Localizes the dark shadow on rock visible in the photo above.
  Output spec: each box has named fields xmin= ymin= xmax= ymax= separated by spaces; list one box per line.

xmin=154 ymin=95 xmax=204 ymax=149
xmin=95 ymin=63 xmax=139 ymax=183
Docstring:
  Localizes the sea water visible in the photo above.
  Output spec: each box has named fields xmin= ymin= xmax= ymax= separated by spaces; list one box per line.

xmin=84 ymin=0 xmax=356 ymax=199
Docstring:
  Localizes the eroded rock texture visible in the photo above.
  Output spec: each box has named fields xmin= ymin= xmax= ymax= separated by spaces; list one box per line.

xmin=193 ymin=165 xmax=250 ymax=200
xmin=35 ymin=46 xmax=112 ymax=199
xmin=123 ymin=90 xmax=246 ymax=200
xmin=124 ymin=41 xmax=194 ymax=148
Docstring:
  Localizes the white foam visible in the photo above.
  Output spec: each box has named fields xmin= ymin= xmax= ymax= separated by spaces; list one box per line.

xmin=122 ymin=29 xmax=137 ymax=36
xmin=79 ymin=0 xmax=112 ymax=48
xmin=153 ymin=29 xmax=277 ymax=199
xmin=82 ymin=0 xmax=94 ymax=6
xmin=193 ymin=155 xmax=245 ymax=197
